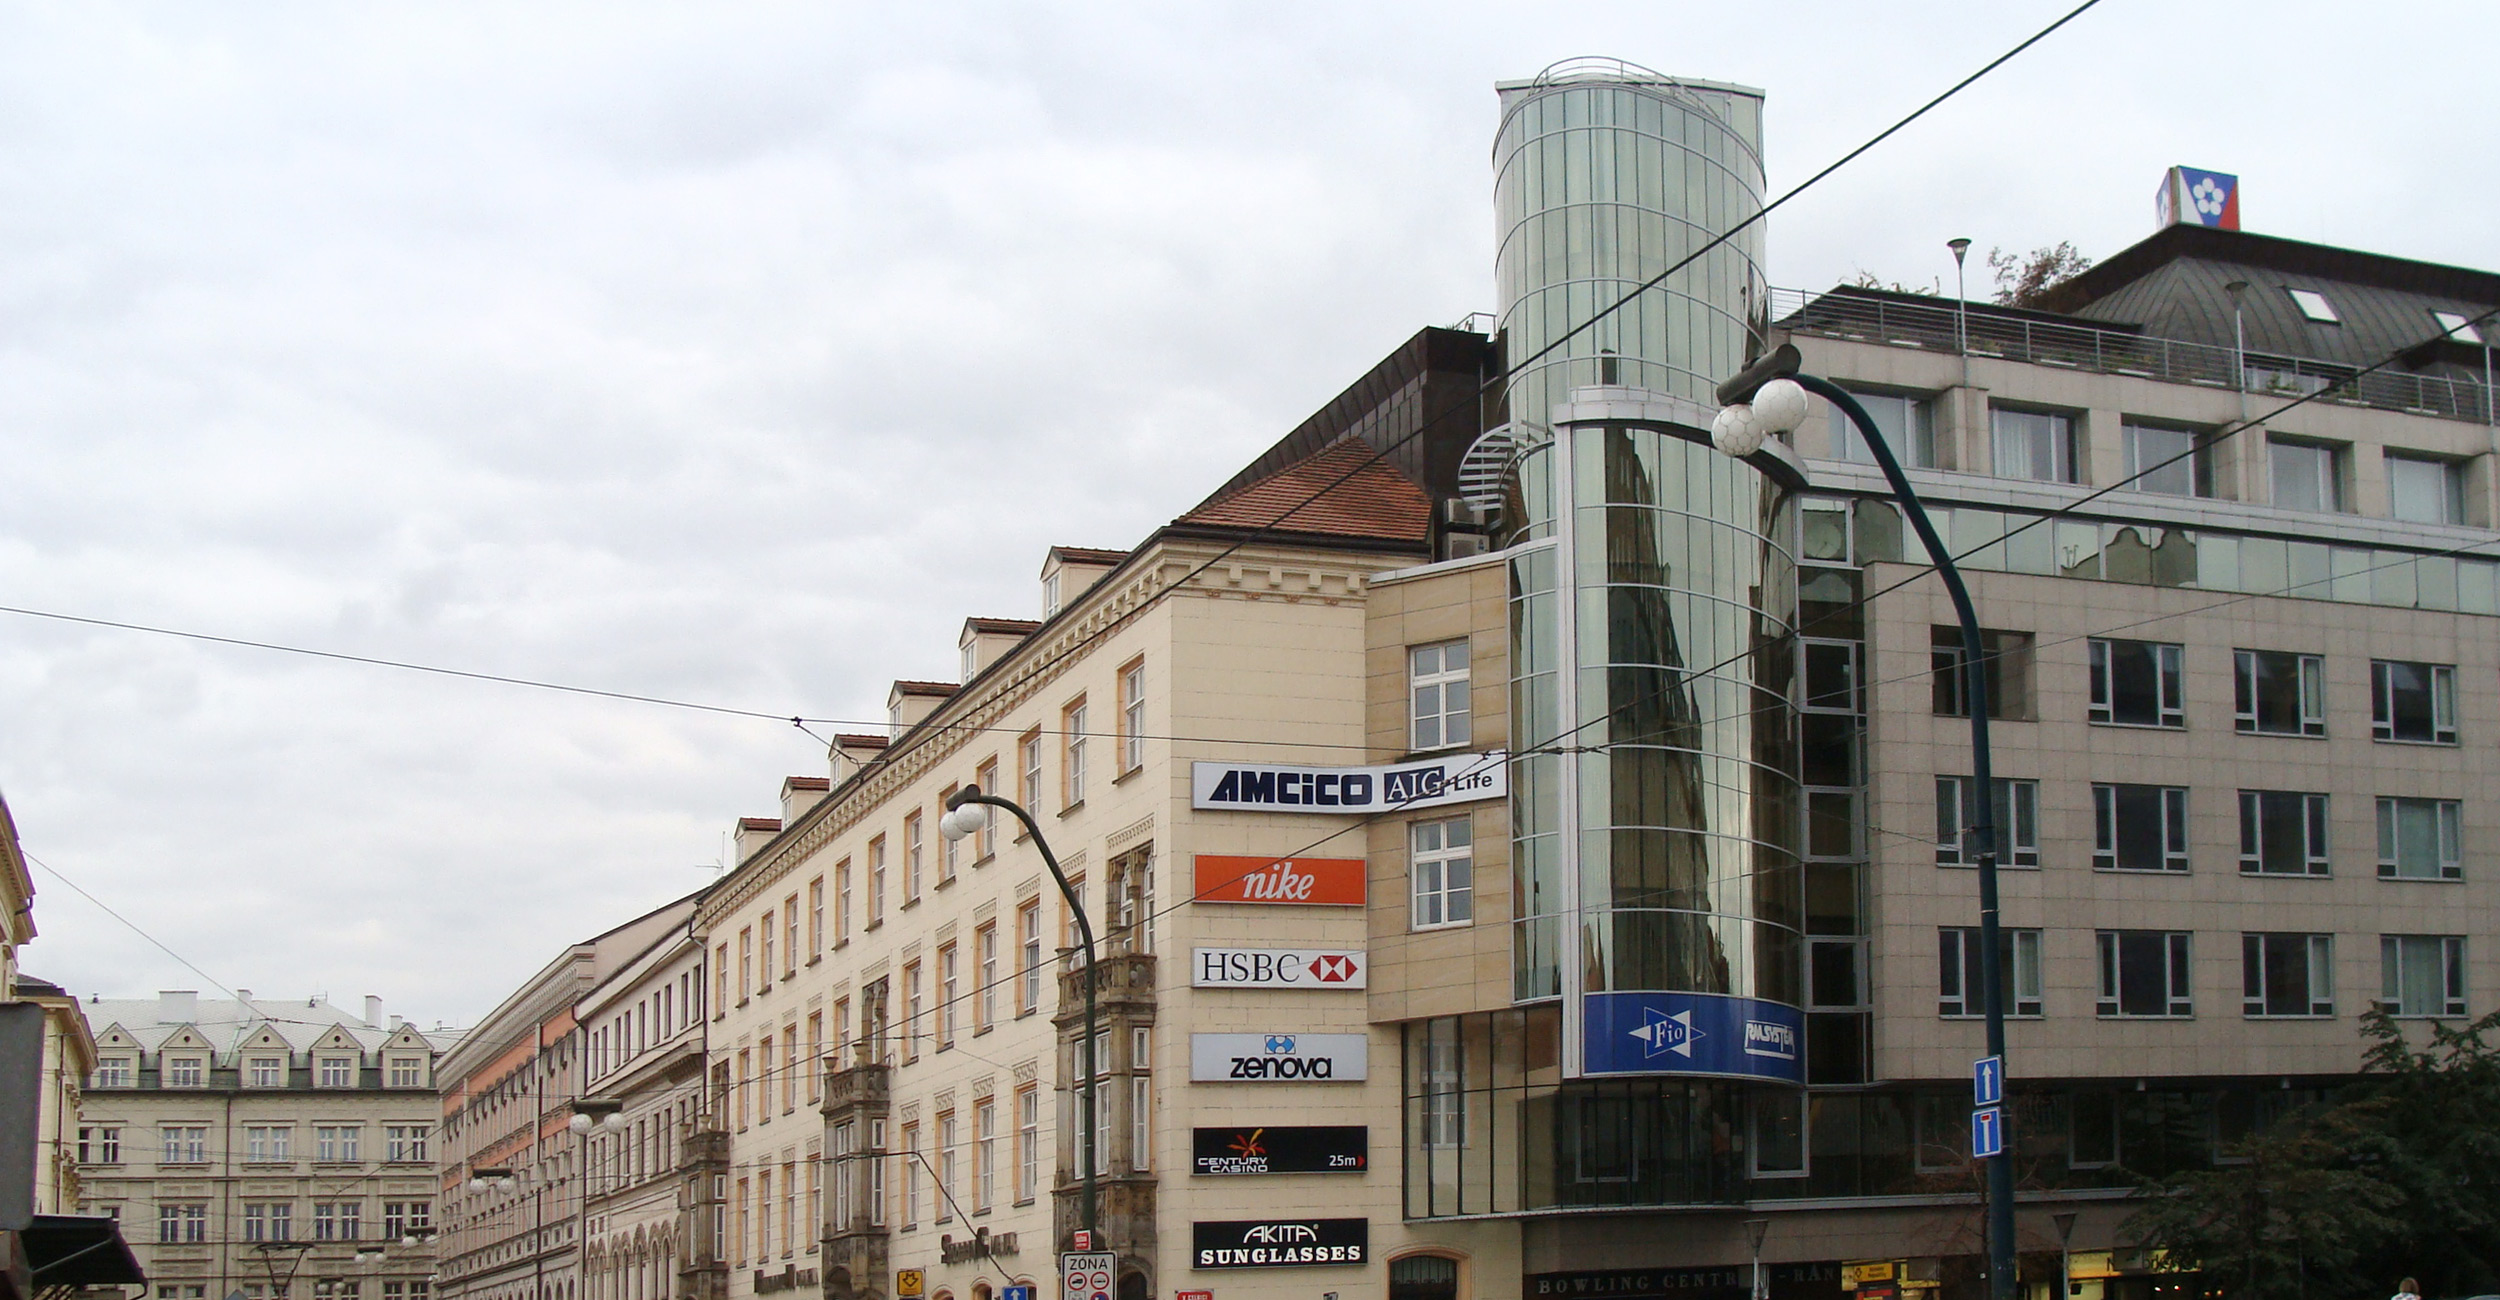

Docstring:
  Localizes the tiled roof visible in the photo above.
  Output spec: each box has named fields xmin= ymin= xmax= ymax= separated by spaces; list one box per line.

xmin=1048 ymin=546 xmax=1130 ymax=566
xmin=833 ymin=733 xmax=890 ymax=748
xmin=891 ymin=680 xmax=959 ymax=697
xmin=1174 ymin=437 xmax=1434 ymax=546
xmin=783 ymin=776 xmax=830 ymax=792
xmin=738 ymin=817 xmax=783 ymax=832
xmin=964 ymin=617 xmax=1042 ymax=635
xmin=86 ymin=995 xmax=453 ymax=1054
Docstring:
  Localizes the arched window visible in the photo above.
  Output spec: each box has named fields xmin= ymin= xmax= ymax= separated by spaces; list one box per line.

xmin=1389 ymin=1253 xmax=1462 ymax=1300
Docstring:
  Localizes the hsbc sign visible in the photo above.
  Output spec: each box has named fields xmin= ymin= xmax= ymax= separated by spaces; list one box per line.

xmin=1193 ymin=948 xmax=1367 ymax=990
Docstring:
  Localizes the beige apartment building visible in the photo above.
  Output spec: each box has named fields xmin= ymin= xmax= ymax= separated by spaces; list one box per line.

xmin=74 ymin=993 xmax=450 ymax=1300
xmin=575 ymin=911 xmax=711 ymax=1300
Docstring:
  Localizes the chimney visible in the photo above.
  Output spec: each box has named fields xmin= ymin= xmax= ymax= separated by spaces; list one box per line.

xmin=364 ymin=995 xmax=383 ymax=1028
xmin=734 ymin=817 xmax=784 ymax=864
xmin=157 ymin=990 xmax=198 ymax=1024
xmin=780 ymin=776 xmax=832 ymax=825
xmin=390 ymin=1015 xmax=405 ymax=1030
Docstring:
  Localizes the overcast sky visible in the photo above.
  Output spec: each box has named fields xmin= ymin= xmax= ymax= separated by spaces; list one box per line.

xmin=3 ymin=1 xmax=2492 ymax=1031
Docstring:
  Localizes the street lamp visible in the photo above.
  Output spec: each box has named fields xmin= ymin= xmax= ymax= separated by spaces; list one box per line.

xmin=2053 ymin=1210 xmax=2079 ymax=1300
xmin=1948 ymin=238 xmax=1974 ymax=387
xmin=2226 ymin=280 xmax=2252 ymax=421
xmin=1744 ymin=1218 xmax=1772 ymax=1300
xmin=1717 ymin=343 xmax=2016 ymax=1300
xmin=941 ymin=785 xmax=1097 ymax=1242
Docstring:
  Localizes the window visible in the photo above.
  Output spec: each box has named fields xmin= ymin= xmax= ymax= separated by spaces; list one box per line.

xmin=78 ymin=1125 xmax=121 ymax=1164
xmin=2239 ymin=791 xmax=2330 ymax=876
xmin=974 ymin=760 xmax=1000 ymax=858
xmin=739 ymin=928 xmax=754 ymax=999
xmin=906 ymin=811 xmax=926 ymax=899
xmin=390 ymin=1124 xmax=436 ymax=1162
xmin=158 ymin=1203 xmax=206 ymax=1243
xmin=2089 ymin=638 xmax=2184 ymax=727
xmin=165 ymin=1055 xmax=203 ymax=1087
xmin=714 ymin=943 xmax=729 ymax=1012
xmin=2234 ymin=649 xmax=2325 ymax=736
xmin=316 ymin=1125 xmax=358 ymax=1162
xmin=901 ymin=1124 xmax=921 ymax=1228
xmin=1106 ymin=846 xmax=1154 ymax=956
xmin=1410 ymin=817 xmax=1474 ymax=928
xmin=1016 ymin=1085 xmax=1039 ymax=1204
xmin=938 ymin=790 xmax=960 ymax=881
xmin=961 ymin=639 xmax=979 ymax=683
xmin=2377 ymin=797 xmax=2463 ymax=880
xmin=1829 ymin=388 xmax=1935 ymax=467
xmin=94 ymin=1056 xmax=131 ymax=1088
xmin=1063 ymin=699 xmax=1089 ymax=806
xmin=976 ymin=924 xmax=998 ymax=1033
xmin=1118 ymin=659 xmax=1146 ymax=773
xmin=387 ymin=1057 xmax=422 ymax=1088
xmin=2388 ymin=454 xmax=2465 ymax=525
xmin=2096 ymin=931 xmax=2194 ymax=1017
xmin=2373 ymin=661 xmax=2457 ymax=743
xmin=1042 ymin=570 xmax=1063 ymax=618
xmin=808 ymin=877 xmax=824 ymax=955
xmin=2271 ymin=439 xmax=2342 ymax=512
xmin=1018 ymin=729 xmax=1043 ymax=815
xmin=1422 ymin=1035 xmax=1466 ymax=1147
xmin=382 ymin=1202 xmax=429 ymax=1237
xmin=1132 ymin=1025 xmax=1154 ymax=1171
xmin=939 ymin=944 xmax=960 ymax=1050
xmin=318 ymin=1056 xmax=355 ymax=1088
xmin=2382 ymin=935 xmax=2466 ymax=1017
xmin=1935 ymin=776 xmax=2039 ymax=867
xmin=2093 ymin=784 xmax=2189 ymax=872
xmin=2286 ymin=287 xmax=2340 ymax=323
xmin=313 ymin=1202 xmax=360 ymax=1241
xmin=2242 ymin=934 xmax=2334 ymax=1017
xmin=2433 ymin=310 xmax=2484 ymax=344
xmin=1991 ymin=406 xmax=2077 ymax=483
xmin=937 ymin=1113 xmax=958 ymax=1223
xmin=245 ymin=1126 xmax=290 ymax=1161
xmin=1019 ymin=901 xmax=1043 ymax=1015
xmin=806 ymin=1012 xmax=824 ymax=1103
xmin=783 ymin=1025 xmax=800 ymax=1112
xmin=785 ymin=893 xmax=801 ymax=974
xmin=2122 ymin=421 xmax=2207 ymax=497
xmin=1930 ymin=626 xmax=2033 ymax=719
xmin=1409 ymin=641 xmax=1471 ymax=750
xmin=976 ymin=1100 xmax=997 ymax=1211
xmin=243 ymin=1202 xmax=293 ymax=1242
xmin=868 ymin=837 xmax=887 ymax=925
xmin=903 ymin=963 xmax=922 ymax=1063
xmin=249 ymin=1056 xmax=285 ymax=1087
xmin=1938 ymin=927 xmax=2044 ymax=1017
xmin=835 ymin=860 xmax=853 ymax=945
xmin=760 ymin=909 xmax=776 ymax=982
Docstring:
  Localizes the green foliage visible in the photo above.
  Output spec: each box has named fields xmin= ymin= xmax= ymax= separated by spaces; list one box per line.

xmin=1986 ymin=242 xmax=2092 ymax=307
xmin=2124 ymin=1009 xmax=2500 ymax=1300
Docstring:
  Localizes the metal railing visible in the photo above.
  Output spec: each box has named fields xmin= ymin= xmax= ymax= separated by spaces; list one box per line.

xmin=1769 ymin=287 xmax=2496 ymax=425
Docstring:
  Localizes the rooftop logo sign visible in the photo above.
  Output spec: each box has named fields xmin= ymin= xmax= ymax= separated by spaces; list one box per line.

xmin=1191 ymin=752 xmax=1505 ymax=815
xmin=2158 ymin=165 xmax=2239 ymax=231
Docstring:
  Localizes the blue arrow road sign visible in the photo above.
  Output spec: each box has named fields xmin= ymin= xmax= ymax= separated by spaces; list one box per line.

xmin=1972 ymin=1105 xmax=2005 ymax=1159
xmin=1973 ymin=1055 xmax=2003 ymax=1107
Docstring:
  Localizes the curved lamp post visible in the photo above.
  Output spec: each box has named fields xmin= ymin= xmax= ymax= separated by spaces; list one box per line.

xmin=940 ymin=785 xmax=1097 ymax=1242
xmin=1716 ymin=343 xmax=2016 ymax=1300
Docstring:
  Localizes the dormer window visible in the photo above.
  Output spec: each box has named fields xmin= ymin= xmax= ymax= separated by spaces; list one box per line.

xmin=2433 ymin=310 xmax=2484 ymax=345
xmin=888 ymin=701 xmax=905 ymax=739
xmin=2286 ymin=288 xmax=2339 ymax=324
xmin=165 ymin=1055 xmax=205 ymax=1087
xmin=249 ymin=1056 xmax=286 ymax=1087
xmin=1043 ymin=572 xmax=1063 ymax=618
xmin=95 ymin=1056 xmax=133 ymax=1088
xmin=961 ymin=639 xmax=980 ymax=684
xmin=317 ymin=1056 xmax=356 ymax=1088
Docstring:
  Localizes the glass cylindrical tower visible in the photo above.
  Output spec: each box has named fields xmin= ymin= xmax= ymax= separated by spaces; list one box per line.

xmin=1496 ymin=62 xmax=1802 ymax=1087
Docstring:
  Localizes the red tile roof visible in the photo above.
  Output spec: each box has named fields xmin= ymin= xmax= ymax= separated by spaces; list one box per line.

xmin=1174 ymin=438 xmax=1433 ymax=545
xmin=833 ymin=733 xmax=890 ymax=748
xmin=738 ymin=817 xmax=782 ymax=832
xmin=1049 ymin=546 xmax=1130 ymax=566
xmin=783 ymin=776 xmax=830 ymax=792
xmin=964 ymin=617 xmax=1043 ymax=635
xmin=891 ymin=680 xmax=959 ymax=697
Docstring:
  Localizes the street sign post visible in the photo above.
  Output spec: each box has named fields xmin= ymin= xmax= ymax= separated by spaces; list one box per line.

xmin=1973 ymin=1055 xmax=2003 ymax=1107
xmin=1002 ymin=1288 xmax=1035 ymax=1300
xmin=896 ymin=1270 xmax=924 ymax=1298
xmin=1971 ymin=1105 xmax=2005 ymax=1159
xmin=1062 ymin=1251 xmax=1117 ymax=1300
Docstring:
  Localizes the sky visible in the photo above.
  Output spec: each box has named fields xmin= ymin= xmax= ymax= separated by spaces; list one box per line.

xmin=3 ymin=1 xmax=2493 ymax=1031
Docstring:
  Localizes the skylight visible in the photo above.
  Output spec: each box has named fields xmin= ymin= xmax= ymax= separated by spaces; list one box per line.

xmin=2432 ymin=310 xmax=2484 ymax=345
xmin=2286 ymin=288 xmax=2340 ymax=324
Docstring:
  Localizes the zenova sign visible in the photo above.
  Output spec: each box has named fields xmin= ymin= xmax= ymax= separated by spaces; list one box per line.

xmin=1192 ymin=948 xmax=1366 ymax=990
xmin=1191 ymin=751 xmax=1506 ymax=814
xmin=1190 ymin=1033 xmax=1368 ymax=1082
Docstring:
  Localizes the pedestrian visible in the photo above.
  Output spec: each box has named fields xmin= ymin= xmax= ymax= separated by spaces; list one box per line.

xmin=2392 ymin=1278 xmax=2422 ymax=1300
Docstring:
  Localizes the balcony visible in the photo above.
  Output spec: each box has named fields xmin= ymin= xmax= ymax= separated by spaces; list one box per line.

xmin=1770 ymin=286 xmax=2495 ymax=424
xmin=1053 ymin=952 xmax=1156 ymax=1024
xmin=820 ymin=1063 xmax=890 ymax=1117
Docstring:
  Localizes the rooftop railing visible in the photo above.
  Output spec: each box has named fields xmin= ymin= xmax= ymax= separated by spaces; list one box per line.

xmin=1769 ymin=287 xmax=2496 ymax=426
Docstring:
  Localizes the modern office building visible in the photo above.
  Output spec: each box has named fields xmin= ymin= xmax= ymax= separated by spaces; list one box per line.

xmin=73 ymin=993 xmax=450 ymax=1300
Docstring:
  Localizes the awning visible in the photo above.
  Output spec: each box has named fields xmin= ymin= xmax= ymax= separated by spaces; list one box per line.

xmin=22 ymin=1215 xmax=146 ymax=1288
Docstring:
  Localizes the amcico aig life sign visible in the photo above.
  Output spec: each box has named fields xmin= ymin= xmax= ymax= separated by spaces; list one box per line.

xmin=1191 ymin=751 xmax=1506 ymax=814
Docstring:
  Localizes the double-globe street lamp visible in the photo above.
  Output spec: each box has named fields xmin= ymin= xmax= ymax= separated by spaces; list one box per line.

xmin=939 ymin=785 xmax=1098 ymax=1242
xmin=1714 ymin=343 xmax=2018 ymax=1300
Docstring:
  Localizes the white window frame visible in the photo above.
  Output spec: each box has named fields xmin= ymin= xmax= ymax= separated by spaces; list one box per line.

xmin=1064 ymin=700 xmax=1089 ymax=806
xmin=2087 ymin=638 xmax=2184 ymax=727
xmin=2095 ymin=930 xmax=2194 ymax=1018
xmin=2241 ymin=933 xmax=2335 ymax=1018
xmin=165 ymin=1055 xmax=204 ymax=1087
xmin=2286 ymin=287 xmax=2340 ymax=323
xmin=249 ymin=1056 xmax=285 ymax=1087
xmin=2372 ymin=660 xmax=2458 ymax=744
xmin=1938 ymin=927 xmax=2044 ymax=1017
xmin=1119 ymin=660 xmax=1146 ymax=773
xmin=2270 ymin=438 xmax=2343 ymax=513
xmin=2233 ymin=649 xmax=2326 ymax=736
xmin=2433 ymin=310 xmax=2484 ymax=344
xmin=2121 ymin=420 xmax=2205 ymax=497
xmin=2387 ymin=452 xmax=2465 ymax=526
xmin=95 ymin=1056 xmax=132 ymax=1088
xmin=1409 ymin=640 xmax=1472 ymax=752
xmin=2380 ymin=934 xmax=2466 ymax=1017
xmin=1935 ymin=776 xmax=2040 ymax=867
xmin=1829 ymin=388 xmax=1935 ymax=468
xmin=1018 ymin=901 xmax=1042 ymax=1016
xmin=1990 ymin=405 xmax=2078 ymax=484
xmin=1409 ymin=816 xmax=1475 ymax=929
xmin=1016 ymin=1086 xmax=1039 ymax=1205
xmin=2238 ymin=790 xmax=2331 ymax=876
xmin=2092 ymin=783 xmax=2190 ymax=873
xmin=2376 ymin=797 xmax=2463 ymax=880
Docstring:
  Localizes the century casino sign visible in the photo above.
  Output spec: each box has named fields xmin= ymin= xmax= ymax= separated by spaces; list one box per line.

xmin=1191 ymin=752 xmax=1505 ymax=814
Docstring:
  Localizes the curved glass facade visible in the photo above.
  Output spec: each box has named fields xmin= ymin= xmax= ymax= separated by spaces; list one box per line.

xmin=1493 ymin=66 xmax=1767 ymax=424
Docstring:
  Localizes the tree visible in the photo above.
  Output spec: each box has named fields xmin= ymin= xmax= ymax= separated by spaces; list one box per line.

xmin=2124 ymin=1099 xmax=2399 ymax=1300
xmin=1845 ymin=270 xmax=1940 ymax=296
xmin=1986 ymin=242 xmax=2092 ymax=307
